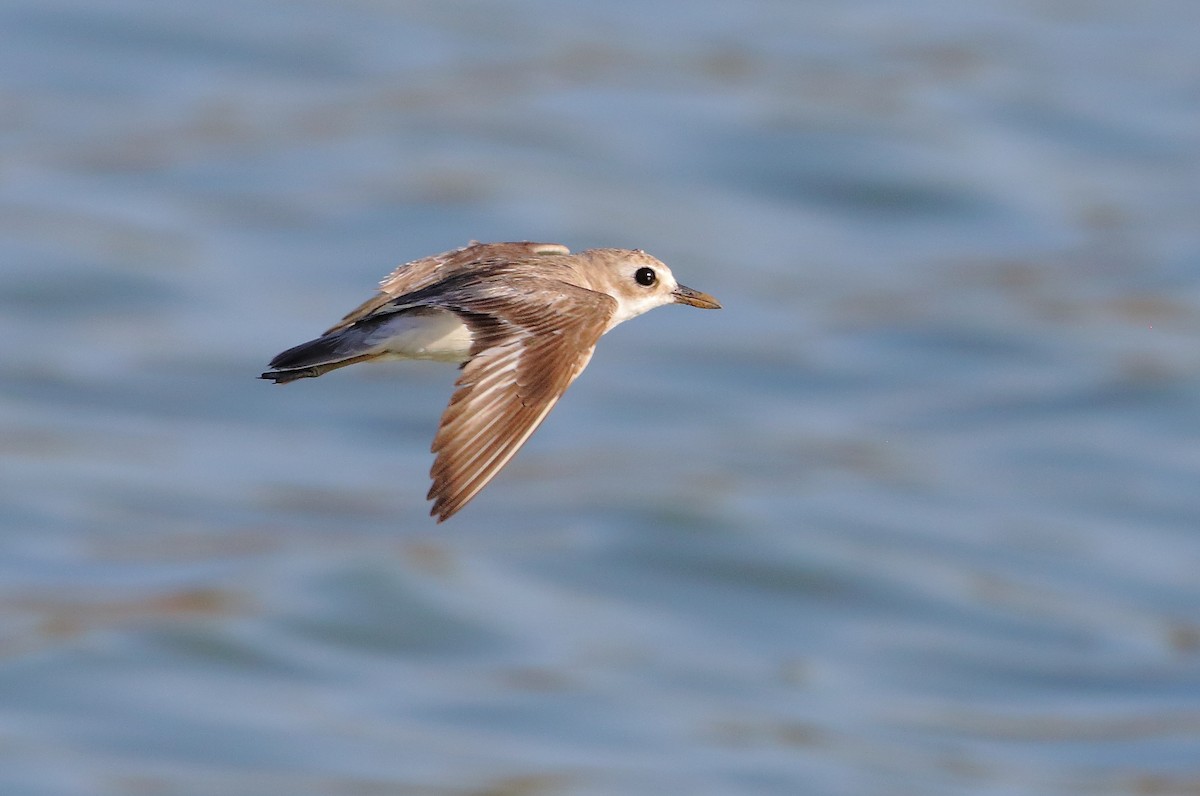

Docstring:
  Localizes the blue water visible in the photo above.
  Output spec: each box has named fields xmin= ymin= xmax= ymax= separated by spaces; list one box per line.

xmin=2 ymin=1 xmax=1199 ymax=794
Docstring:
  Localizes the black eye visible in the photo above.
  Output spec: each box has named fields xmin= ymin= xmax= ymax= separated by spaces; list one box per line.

xmin=635 ymin=267 xmax=657 ymax=286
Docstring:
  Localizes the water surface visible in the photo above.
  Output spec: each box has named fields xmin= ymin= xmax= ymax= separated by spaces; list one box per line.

xmin=2 ymin=1 xmax=1199 ymax=794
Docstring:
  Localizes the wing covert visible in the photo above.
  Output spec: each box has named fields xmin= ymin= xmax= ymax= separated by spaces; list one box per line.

xmin=425 ymin=279 xmax=614 ymax=521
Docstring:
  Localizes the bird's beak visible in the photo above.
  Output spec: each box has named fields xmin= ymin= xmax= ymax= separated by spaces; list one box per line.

xmin=672 ymin=284 xmax=722 ymax=310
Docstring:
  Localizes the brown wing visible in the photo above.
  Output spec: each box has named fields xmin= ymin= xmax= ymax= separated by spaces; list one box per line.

xmin=324 ymin=241 xmax=571 ymax=335
xmin=426 ymin=278 xmax=615 ymax=521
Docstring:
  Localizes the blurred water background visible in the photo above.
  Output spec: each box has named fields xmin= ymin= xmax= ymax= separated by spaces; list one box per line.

xmin=2 ymin=1 xmax=1199 ymax=794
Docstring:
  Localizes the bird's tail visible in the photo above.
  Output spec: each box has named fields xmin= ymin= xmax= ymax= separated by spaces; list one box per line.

xmin=259 ymin=327 xmax=381 ymax=384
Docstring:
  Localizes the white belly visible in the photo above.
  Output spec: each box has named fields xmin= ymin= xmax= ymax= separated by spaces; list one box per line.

xmin=367 ymin=308 xmax=472 ymax=363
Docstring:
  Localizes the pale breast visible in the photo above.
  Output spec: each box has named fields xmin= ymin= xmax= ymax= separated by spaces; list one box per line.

xmin=365 ymin=307 xmax=473 ymax=363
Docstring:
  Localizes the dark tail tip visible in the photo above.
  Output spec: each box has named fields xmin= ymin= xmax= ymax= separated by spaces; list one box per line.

xmin=260 ymin=368 xmax=319 ymax=384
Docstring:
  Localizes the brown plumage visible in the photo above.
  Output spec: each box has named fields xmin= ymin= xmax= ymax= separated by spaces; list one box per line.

xmin=262 ymin=241 xmax=720 ymax=521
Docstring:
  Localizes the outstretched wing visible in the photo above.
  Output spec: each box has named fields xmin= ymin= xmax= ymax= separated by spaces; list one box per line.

xmin=424 ymin=277 xmax=615 ymax=521
xmin=324 ymin=241 xmax=571 ymax=335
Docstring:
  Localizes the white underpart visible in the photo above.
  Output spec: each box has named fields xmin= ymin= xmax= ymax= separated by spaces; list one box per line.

xmin=365 ymin=309 xmax=473 ymax=363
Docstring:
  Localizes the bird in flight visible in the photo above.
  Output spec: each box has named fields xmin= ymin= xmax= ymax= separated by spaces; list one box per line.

xmin=261 ymin=241 xmax=721 ymax=521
